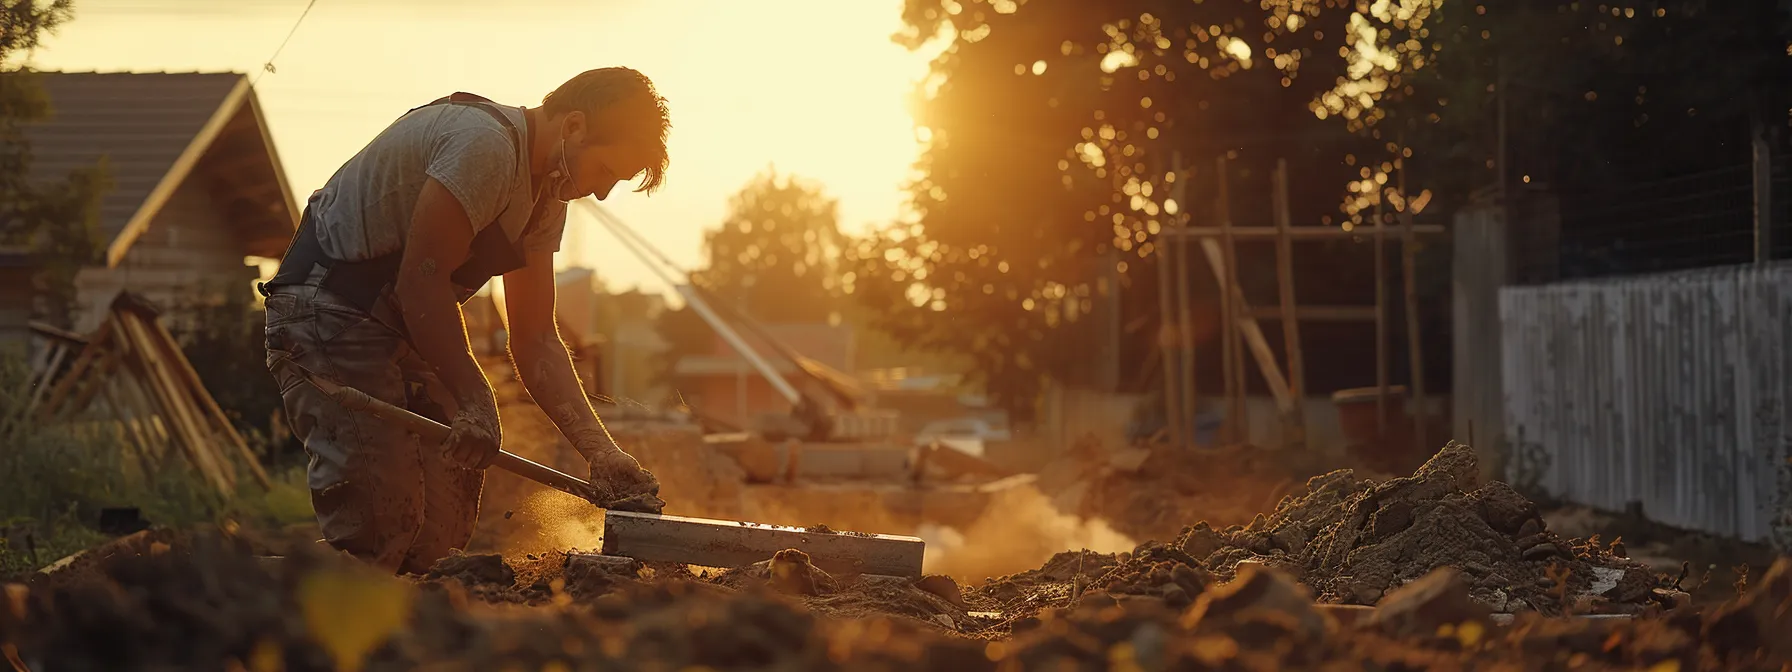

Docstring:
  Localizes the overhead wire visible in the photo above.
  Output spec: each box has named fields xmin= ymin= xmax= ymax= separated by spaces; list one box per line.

xmin=251 ymin=0 xmax=319 ymax=86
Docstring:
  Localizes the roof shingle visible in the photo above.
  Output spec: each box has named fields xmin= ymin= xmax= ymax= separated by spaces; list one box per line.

xmin=18 ymin=71 xmax=245 ymax=244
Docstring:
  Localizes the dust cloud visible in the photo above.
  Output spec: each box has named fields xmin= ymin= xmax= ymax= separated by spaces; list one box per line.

xmin=917 ymin=485 xmax=1134 ymax=582
xmin=493 ymin=489 xmax=605 ymax=558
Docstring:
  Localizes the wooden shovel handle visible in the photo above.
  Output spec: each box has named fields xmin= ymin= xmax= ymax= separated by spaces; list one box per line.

xmin=278 ymin=358 xmax=600 ymax=502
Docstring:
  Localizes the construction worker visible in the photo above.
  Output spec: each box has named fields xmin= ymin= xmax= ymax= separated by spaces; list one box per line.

xmin=259 ymin=68 xmax=669 ymax=574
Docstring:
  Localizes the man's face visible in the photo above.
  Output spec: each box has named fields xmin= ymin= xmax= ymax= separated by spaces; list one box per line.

xmin=552 ymin=103 xmax=660 ymax=202
xmin=561 ymin=138 xmax=656 ymax=202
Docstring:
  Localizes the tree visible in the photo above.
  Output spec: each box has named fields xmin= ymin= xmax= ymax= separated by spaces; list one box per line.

xmin=652 ymin=169 xmax=849 ymax=390
xmin=850 ymin=0 xmax=1790 ymax=417
xmin=689 ymin=168 xmax=847 ymax=322
xmin=1 ymin=0 xmax=107 ymax=330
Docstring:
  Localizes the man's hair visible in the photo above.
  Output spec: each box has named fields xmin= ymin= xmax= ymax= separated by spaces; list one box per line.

xmin=542 ymin=67 xmax=671 ymax=194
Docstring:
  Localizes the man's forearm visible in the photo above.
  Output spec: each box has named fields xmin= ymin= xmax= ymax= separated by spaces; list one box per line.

xmin=511 ymin=329 xmax=619 ymax=459
xmin=396 ymin=271 xmax=491 ymax=413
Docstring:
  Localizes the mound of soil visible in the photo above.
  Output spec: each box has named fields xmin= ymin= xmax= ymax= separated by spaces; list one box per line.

xmin=5 ymin=520 xmax=1790 ymax=670
xmin=1175 ymin=442 xmax=1659 ymax=615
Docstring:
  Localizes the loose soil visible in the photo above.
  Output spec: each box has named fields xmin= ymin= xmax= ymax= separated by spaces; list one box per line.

xmin=7 ymin=441 xmax=1788 ymax=670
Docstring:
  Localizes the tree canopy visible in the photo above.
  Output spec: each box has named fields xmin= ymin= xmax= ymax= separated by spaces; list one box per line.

xmin=1 ymin=0 xmax=107 ymax=329
xmin=846 ymin=0 xmax=1791 ymax=417
xmin=653 ymin=169 xmax=849 ymax=389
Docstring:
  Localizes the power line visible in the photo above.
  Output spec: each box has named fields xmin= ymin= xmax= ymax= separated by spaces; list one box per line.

xmin=252 ymin=0 xmax=319 ymax=86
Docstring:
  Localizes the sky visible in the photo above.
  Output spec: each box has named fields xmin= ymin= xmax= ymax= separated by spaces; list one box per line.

xmin=29 ymin=0 xmax=943 ymax=294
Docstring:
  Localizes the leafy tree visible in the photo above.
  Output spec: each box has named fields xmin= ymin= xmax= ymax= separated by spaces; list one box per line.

xmin=850 ymin=0 xmax=1790 ymax=417
xmin=0 ymin=0 xmax=107 ymax=329
xmin=689 ymin=168 xmax=847 ymax=322
xmin=652 ymin=169 xmax=849 ymax=390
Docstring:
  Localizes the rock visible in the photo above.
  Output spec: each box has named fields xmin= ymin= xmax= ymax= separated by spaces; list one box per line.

xmin=1413 ymin=442 xmax=1480 ymax=493
xmin=1651 ymin=588 xmax=1692 ymax=611
xmin=1369 ymin=568 xmax=1491 ymax=638
xmin=1470 ymin=481 xmax=1538 ymax=535
xmin=1516 ymin=517 xmax=1543 ymax=540
xmin=425 ymin=552 xmax=515 ymax=587
xmin=562 ymin=554 xmax=641 ymax=597
xmin=1181 ymin=565 xmax=1327 ymax=643
xmin=913 ymin=574 xmax=967 ymax=608
xmin=763 ymin=548 xmax=828 ymax=596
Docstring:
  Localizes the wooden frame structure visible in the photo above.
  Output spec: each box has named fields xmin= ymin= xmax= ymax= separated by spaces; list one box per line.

xmin=1155 ymin=154 xmax=1445 ymax=451
xmin=23 ymin=292 xmax=269 ymax=498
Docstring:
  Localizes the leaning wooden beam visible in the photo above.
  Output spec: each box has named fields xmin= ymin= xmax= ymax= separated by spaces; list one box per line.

xmin=1271 ymin=159 xmax=1308 ymax=447
xmin=118 ymin=313 xmax=235 ymax=496
xmin=1216 ymin=156 xmax=1244 ymax=443
xmin=38 ymin=323 xmax=115 ymax=420
xmin=1197 ymin=238 xmax=1297 ymax=415
xmin=1157 ymin=224 xmax=1447 ymax=240
xmin=141 ymin=312 xmax=270 ymax=489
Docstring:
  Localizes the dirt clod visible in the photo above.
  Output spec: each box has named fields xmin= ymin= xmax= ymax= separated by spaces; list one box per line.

xmin=425 ymin=551 xmax=515 ymax=587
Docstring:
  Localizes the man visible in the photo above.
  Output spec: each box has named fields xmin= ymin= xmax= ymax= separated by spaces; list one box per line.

xmin=260 ymin=68 xmax=669 ymax=574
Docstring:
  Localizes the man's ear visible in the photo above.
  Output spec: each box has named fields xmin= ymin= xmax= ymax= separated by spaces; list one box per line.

xmin=562 ymin=110 xmax=587 ymax=145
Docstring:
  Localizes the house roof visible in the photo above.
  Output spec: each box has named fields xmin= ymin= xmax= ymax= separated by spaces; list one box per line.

xmin=20 ymin=71 xmax=300 ymax=266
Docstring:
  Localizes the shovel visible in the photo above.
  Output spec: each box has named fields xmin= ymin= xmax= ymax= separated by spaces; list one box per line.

xmin=277 ymin=359 xmax=665 ymax=513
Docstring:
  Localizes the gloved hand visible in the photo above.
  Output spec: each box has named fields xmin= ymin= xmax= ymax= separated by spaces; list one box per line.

xmin=587 ymin=447 xmax=660 ymax=499
xmin=443 ymin=408 xmax=502 ymax=470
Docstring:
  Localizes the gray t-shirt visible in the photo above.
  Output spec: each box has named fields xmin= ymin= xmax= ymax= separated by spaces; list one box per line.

xmin=310 ymin=102 xmax=566 ymax=266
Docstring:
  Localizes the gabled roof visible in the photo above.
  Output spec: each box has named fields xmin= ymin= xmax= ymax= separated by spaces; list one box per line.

xmin=20 ymin=71 xmax=300 ymax=267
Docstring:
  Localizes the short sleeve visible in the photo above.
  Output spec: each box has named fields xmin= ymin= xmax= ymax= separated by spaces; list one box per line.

xmin=523 ymin=199 xmax=568 ymax=254
xmin=424 ymin=112 xmax=517 ymax=231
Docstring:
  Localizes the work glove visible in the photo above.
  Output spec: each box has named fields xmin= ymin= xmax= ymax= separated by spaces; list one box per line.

xmin=587 ymin=448 xmax=661 ymax=500
xmin=444 ymin=408 xmax=502 ymax=470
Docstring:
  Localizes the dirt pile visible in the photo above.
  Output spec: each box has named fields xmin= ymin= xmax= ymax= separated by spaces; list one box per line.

xmin=1037 ymin=438 xmax=1314 ymax=542
xmin=8 ymin=522 xmax=1792 ymax=670
xmin=1172 ymin=441 xmax=1660 ymax=615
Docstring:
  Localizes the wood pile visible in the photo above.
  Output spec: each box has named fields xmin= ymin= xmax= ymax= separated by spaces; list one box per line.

xmin=22 ymin=292 xmax=269 ymax=498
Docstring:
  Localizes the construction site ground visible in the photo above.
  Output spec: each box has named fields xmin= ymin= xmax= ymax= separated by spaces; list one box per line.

xmin=5 ymin=374 xmax=1788 ymax=669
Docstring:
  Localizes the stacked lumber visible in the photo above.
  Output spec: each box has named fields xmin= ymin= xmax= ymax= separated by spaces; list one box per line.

xmin=27 ymin=292 xmax=269 ymax=498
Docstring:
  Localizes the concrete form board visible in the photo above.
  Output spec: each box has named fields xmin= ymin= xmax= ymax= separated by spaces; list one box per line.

xmin=602 ymin=510 xmax=926 ymax=577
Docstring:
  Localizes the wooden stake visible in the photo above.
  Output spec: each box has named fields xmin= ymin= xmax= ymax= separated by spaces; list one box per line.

xmin=1374 ymin=203 xmax=1390 ymax=440
xmin=1172 ymin=154 xmax=1196 ymax=446
xmin=1399 ymin=155 xmax=1428 ymax=456
xmin=1216 ymin=155 xmax=1247 ymax=444
xmin=1154 ymin=186 xmax=1185 ymax=449
xmin=1271 ymin=159 xmax=1307 ymax=448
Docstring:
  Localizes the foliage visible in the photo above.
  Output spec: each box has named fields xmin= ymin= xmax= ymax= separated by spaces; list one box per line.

xmin=0 ymin=0 xmax=107 ymax=329
xmin=688 ymin=168 xmax=847 ymax=322
xmin=652 ymin=169 xmax=849 ymax=390
xmin=849 ymin=0 xmax=1792 ymax=416
xmin=0 ymin=346 xmax=313 ymax=573
xmin=170 ymin=284 xmax=300 ymax=467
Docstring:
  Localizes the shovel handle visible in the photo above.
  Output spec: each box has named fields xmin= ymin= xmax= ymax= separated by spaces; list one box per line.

xmin=280 ymin=359 xmax=599 ymax=502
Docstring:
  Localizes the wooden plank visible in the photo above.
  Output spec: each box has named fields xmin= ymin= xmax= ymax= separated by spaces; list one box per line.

xmin=1753 ymin=118 xmax=1775 ymax=263
xmin=142 ymin=312 xmax=270 ymax=489
xmin=601 ymin=510 xmax=926 ymax=577
xmin=1216 ymin=156 xmax=1243 ymax=443
xmin=117 ymin=312 xmax=235 ymax=495
xmin=1272 ymin=159 xmax=1307 ymax=447
xmin=1156 ymin=224 xmax=1446 ymax=240
xmin=1194 ymin=240 xmax=1296 ymax=414
xmin=65 ymin=345 xmax=124 ymax=420
xmin=1400 ymin=159 xmax=1428 ymax=456
xmin=1374 ymin=204 xmax=1390 ymax=438
xmin=1246 ymin=306 xmax=1378 ymax=322
xmin=38 ymin=324 xmax=115 ymax=419
xmin=1172 ymin=157 xmax=1196 ymax=446
xmin=1154 ymin=180 xmax=1185 ymax=448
